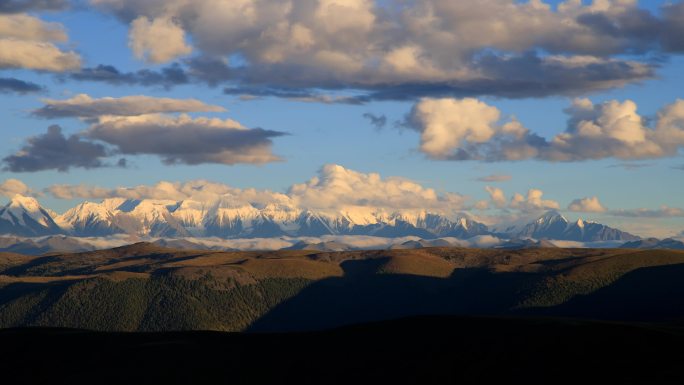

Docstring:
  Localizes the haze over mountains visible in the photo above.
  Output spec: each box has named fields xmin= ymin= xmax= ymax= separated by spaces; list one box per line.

xmin=0 ymin=194 xmax=641 ymax=243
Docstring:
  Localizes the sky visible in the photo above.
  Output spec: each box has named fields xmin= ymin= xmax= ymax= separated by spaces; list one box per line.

xmin=1 ymin=0 xmax=684 ymax=237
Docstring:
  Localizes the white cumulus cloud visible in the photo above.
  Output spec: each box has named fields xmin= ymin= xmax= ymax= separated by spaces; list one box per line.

xmin=0 ymin=13 xmax=80 ymax=71
xmin=0 ymin=13 xmax=67 ymax=41
xmin=0 ymin=179 xmax=32 ymax=197
xmin=510 ymin=189 xmax=560 ymax=212
xmin=46 ymin=164 xmax=468 ymax=216
xmin=568 ymin=196 xmax=607 ymax=213
xmin=485 ymin=186 xmax=507 ymax=209
xmin=129 ymin=16 xmax=193 ymax=63
xmin=0 ymin=39 xmax=80 ymax=71
xmin=288 ymin=164 xmax=467 ymax=212
xmin=408 ymin=97 xmax=684 ymax=162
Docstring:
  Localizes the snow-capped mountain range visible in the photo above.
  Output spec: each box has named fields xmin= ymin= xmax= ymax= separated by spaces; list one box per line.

xmin=0 ymin=195 xmax=639 ymax=242
xmin=494 ymin=210 xmax=639 ymax=242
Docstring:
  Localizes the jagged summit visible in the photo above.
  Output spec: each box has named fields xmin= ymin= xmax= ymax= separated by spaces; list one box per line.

xmin=0 ymin=195 xmax=63 ymax=237
xmin=512 ymin=210 xmax=638 ymax=242
xmin=536 ymin=210 xmax=567 ymax=223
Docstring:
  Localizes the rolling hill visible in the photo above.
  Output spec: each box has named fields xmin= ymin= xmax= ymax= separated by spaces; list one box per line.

xmin=1 ymin=243 xmax=684 ymax=332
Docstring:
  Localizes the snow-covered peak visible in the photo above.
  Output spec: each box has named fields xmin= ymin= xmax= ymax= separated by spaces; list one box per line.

xmin=57 ymin=201 xmax=113 ymax=227
xmin=174 ymin=199 xmax=210 ymax=214
xmin=576 ymin=218 xmax=585 ymax=228
xmin=537 ymin=210 xmax=568 ymax=224
xmin=8 ymin=194 xmax=42 ymax=212
xmin=170 ymin=199 xmax=213 ymax=228
xmin=101 ymin=198 xmax=127 ymax=212
xmin=336 ymin=207 xmax=383 ymax=226
xmin=459 ymin=217 xmax=469 ymax=229
xmin=115 ymin=199 xmax=143 ymax=213
xmin=214 ymin=201 xmax=259 ymax=215
xmin=128 ymin=200 xmax=175 ymax=220
xmin=261 ymin=203 xmax=301 ymax=225
xmin=176 ymin=199 xmax=209 ymax=211
xmin=261 ymin=201 xmax=299 ymax=214
xmin=385 ymin=210 xmax=415 ymax=226
xmin=1 ymin=194 xmax=55 ymax=229
xmin=210 ymin=200 xmax=261 ymax=227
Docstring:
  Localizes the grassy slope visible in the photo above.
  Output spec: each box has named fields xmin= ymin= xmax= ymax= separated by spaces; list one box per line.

xmin=0 ymin=276 xmax=312 ymax=331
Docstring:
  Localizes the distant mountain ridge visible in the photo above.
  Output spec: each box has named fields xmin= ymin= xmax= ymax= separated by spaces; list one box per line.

xmin=0 ymin=195 xmax=642 ymax=242
xmin=0 ymin=235 xmax=94 ymax=255
xmin=500 ymin=210 xmax=639 ymax=242
xmin=621 ymin=238 xmax=684 ymax=250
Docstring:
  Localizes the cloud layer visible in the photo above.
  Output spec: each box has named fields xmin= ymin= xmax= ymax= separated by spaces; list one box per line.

xmin=408 ymin=97 xmax=684 ymax=162
xmin=42 ymin=164 xmax=577 ymax=219
xmin=287 ymin=164 xmax=466 ymax=211
xmin=86 ymin=114 xmax=284 ymax=165
xmin=609 ymin=206 xmax=684 ymax=218
xmin=6 ymin=95 xmax=286 ymax=170
xmin=80 ymin=0 xmax=684 ymax=99
xmin=33 ymin=94 xmax=225 ymax=118
xmin=63 ymin=64 xmax=190 ymax=89
xmin=0 ymin=0 xmax=67 ymax=13
xmin=46 ymin=164 xmax=470 ymax=216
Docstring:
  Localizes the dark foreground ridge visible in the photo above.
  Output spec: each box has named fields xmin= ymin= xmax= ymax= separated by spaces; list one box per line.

xmin=2 ymin=246 xmax=684 ymax=383
xmin=2 ymin=316 xmax=684 ymax=385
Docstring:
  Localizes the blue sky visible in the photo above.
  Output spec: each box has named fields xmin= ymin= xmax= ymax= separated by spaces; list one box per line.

xmin=1 ymin=0 xmax=684 ymax=237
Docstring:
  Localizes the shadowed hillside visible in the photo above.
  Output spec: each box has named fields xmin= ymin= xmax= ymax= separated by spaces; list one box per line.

xmin=534 ymin=263 xmax=684 ymax=320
